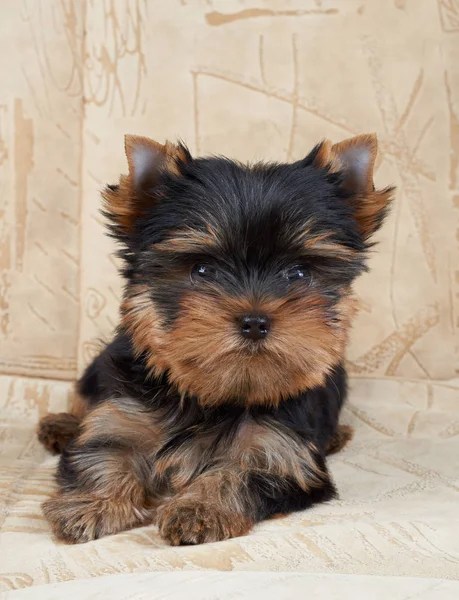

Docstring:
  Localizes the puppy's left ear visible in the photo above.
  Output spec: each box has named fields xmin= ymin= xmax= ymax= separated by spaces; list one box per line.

xmin=314 ymin=134 xmax=394 ymax=240
xmin=103 ymin=135 xmax=191 ymax=234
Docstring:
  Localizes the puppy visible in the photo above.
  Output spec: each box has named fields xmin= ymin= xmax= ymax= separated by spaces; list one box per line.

xmin=38 ymin=133 xmax=393 ymax=545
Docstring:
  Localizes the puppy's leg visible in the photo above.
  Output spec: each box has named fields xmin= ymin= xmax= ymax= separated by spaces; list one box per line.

xmin=157 ymin=420 xmax=335 ymax=546
xmin=157 ymin=470 xmax=253 ymax=545
xmin=43 ymin=398 xmax=159 ymax=543
xmin=37 ymin=394 xmax=87 ymax=454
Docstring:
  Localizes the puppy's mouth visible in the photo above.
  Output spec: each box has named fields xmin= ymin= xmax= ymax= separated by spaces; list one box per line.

xmin=239 ymin=341 xmax=268 ymax=355
xmin=122 ymin=286 xmax=352 ymax=405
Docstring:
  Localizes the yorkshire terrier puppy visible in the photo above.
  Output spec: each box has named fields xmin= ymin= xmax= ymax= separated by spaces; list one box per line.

xmin=38 ymin=133 xmax=393 ymax=545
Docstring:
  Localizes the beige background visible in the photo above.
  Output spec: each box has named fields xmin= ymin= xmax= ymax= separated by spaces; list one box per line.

xmin=0 ymin=0 xmax=458 ymax=595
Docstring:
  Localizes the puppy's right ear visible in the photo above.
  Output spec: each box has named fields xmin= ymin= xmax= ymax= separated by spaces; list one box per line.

xmin=308 ymin=134 xmax=394 ymax=241
xmin=103 ymin=135 xmax=191 ymax=234
xmin=125 ymin=135 xmax=191 ymax=196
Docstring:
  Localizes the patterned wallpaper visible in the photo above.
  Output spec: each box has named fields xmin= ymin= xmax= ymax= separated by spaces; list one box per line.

xmin=0 ymin=0 xmax=458 ymax=383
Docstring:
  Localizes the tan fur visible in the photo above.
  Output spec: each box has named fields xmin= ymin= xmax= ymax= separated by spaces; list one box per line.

xmin=43 ymin=491 xmax=153 ymax=544
xmin=231 ymin=420 xmax=325 ymax=490
xmin=43 ymin=458 xmax=153 ymax=544
xmin=301 ymin=230 xmax=331 ymax=248
xmin=156 ymin=417 xmax=328 ymax=544
xmin=312 ymin=134 xmax=394 ymax=240
xmin=37 ymin=390 xmax=89 ymax=453
xmin=120 ymin=284 xmax=168 ymax=373
xmin=131 ymin=290 xmax=357 ymax=407
xmin=101 ymin=174 xmax=136 ymax=233
xmin=154 ymin=429 xmax=220 ymax=490
xmin=42 ymin=398 xmax=162 ymax=543
xmin=71 ymin=391 xmax=89 ymax=419
xmin=103 ymin=136 xmax=188 ymax=233
xmin=326 ymin=424 xmax=354 ymax=455
xmin=155 ymin=417 xmax=327 ymax=495
xmin=352 ymin=187 xmax=394 ymax=240
xmin=42 ymin=394 xmax=331 ymax=544
xmin=66 ymin=446 xmax=145 ymax=495
xmin=307 ymin=240 xmax=357 ymax=260
xmin=312 ymin=139 xmax=334 ymax=169
xmin=332 ymin=133 xmax=378 ymax=192
xmin=157 ymin=461 xmax=265 ymax=545
xmin=77 ymin=397 xmax=162 ymax=451
xmin=157 ymin=486 xmax=253 ymax=546
xmin=37 ymin=413 xmax=81 ymax=454
xmin=124 ymin=135 xmax=186 ymax=179
xmin=300 ymin=231 xmax=357 ymax=259
xmin=153 ymin=224 xmax=219 ymax=254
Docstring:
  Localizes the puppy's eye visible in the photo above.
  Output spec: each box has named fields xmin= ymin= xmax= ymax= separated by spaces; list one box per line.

xmin=284 ymin=266 xmax=310 ymax=283
xmin=191 ymin=264 xmax=218 ymax=282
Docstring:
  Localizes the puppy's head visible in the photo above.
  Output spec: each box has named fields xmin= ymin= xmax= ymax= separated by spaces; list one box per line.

xmin=104 ymin=134 xmax=393 ymax=406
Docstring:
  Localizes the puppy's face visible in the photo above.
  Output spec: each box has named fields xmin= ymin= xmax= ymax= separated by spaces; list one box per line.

xmin=105 ymin=135 xmax=393 ymax=406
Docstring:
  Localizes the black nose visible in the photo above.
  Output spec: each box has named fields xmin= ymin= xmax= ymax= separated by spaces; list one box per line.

xmin=239 ymin=314 xmax=271 ymax=341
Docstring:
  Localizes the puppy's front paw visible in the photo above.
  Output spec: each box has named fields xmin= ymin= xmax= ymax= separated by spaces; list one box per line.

xmin=43 ymin=494 xmax=150 ymax=543
xmin=157 ymin=498 xmax=252 ymax=546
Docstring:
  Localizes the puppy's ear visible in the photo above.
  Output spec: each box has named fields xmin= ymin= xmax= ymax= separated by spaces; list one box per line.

xmin=125 ymin=135 xmax=190 ymax=195
xmin=312 ymin=134 xmax=394 ymax=240
xmin=331 ymin=133 xmax=378 ymax=195
xmin=103 ymin=135 xmax=191 ymax=234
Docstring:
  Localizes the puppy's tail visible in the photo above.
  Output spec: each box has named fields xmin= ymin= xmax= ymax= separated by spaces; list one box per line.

xmin=37 ymin=395 xmax=88 ymax=454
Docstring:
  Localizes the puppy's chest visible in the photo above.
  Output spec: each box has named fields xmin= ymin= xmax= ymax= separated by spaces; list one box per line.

xmin=140 ymin=402 xmax=314 ymax=493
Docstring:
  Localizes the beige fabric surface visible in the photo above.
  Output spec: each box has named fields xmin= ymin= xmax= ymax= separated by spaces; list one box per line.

xmin=0 ymin=0 xmax=458 ymax=594
xmin=4 ymin=573 xmax=459 ymax=600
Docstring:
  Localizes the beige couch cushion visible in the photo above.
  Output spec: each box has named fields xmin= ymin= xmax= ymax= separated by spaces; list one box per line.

xmin=4 ymin=573 xmax=459 ymax=600
xmin=0 ymin=0 xmax=458 ymax=593
xmin=1 ymin=374 xmax=459 ymax=590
